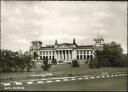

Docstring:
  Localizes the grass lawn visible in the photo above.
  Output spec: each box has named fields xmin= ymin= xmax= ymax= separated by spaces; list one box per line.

xmin=0 ymin=63 xmax=127 ymax=82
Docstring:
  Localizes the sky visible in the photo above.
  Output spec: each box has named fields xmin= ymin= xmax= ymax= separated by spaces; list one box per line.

xmin=1 ymin=1 xmax=127 ymax=53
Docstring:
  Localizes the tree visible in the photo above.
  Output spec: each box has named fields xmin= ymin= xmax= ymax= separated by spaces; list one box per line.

xmin=89 ymin=41 xmax=123 ymax=68
xmin=23 ymin=51 xmax=33 ymax=72
xmin=0 ymin=49 xmax=33 ymax=72
xmin=120 ymin=54 xmax=128 ymax=67
xmin=41 ymin=57 xmax=51 ymax=71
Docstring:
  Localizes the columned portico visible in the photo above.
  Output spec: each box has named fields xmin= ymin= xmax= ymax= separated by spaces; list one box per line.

xmin=53 ymin=49 xmax=74 ymax=61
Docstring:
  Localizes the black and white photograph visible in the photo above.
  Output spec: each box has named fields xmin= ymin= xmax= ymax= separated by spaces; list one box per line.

xmin=0 ymin=1 xmax=127 ymax=91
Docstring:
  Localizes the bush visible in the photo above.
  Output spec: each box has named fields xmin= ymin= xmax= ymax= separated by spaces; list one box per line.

xmin=58 ymin=60 xmax=63 ymax=64
xmin=71 ymin=60 xmax=79 ymax=67
xmin=88 ymin=58 xmax=101 ymax=69
xmin=51 ymin=58 xmax=57 ymax=65
xmin=41 ymin=64 xmax=51 ymax=71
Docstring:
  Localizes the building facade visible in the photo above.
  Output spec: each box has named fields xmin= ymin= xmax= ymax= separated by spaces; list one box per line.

xmin=30 ymin=36 xmax=104 ymax=62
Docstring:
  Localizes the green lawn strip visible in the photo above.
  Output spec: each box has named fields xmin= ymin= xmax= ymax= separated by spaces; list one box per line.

xmin=0 ymin=64 xmax=127 ymax=83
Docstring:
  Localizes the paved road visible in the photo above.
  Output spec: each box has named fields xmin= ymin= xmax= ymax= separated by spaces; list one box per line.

xmin=1 ymin=76 xmax=127 ymax=91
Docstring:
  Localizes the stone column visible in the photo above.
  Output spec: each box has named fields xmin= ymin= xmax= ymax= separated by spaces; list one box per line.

xmin=60 ymin=50 xmax=61 ymax=60
xmin=65 ymin=50 xmax=67 ymax=60
xmin=59 ymin=50 xmax=61 ymax=60
xmin=57 ymin=50 xmax=59 ymax=60
xmin=68 ymin=50 xmax=70 ymax=60
xmin=82 ymin=51 xmax=84 ymax=60
xmin=65 ymin=50 xmax=66 ymax=60
xmin=56 ymin=50 xmax=57 ymax=60
xmin=54 ymin=50 xmax=57 ymax=60
xmin=89 ymin=50 xmax=90 ymax=60
xmin=70 ymin=50 xmax=72 ymax=59
xmin=69 ymin=50 xmax=70 ymax=60
xmin=59 ymin=50 xmax=60 ymax=60
xmin=58 ymin=50 xmax=59 ymax=60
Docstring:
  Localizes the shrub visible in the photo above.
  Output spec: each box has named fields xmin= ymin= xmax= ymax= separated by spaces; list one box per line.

xmin=51 ymin=58 xmax=57 ymax=65
xmin=58 ymin=60 xmax=63 ymax=64
xmin=88 ymin=58 xmax=101 ymax=69
xmin=71 ymin=59 xmax=79 ymax=67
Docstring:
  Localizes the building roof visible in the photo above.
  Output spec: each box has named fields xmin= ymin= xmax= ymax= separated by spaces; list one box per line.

xmin=39 ymin=43 xmax=93 ymax=50
xmin=77 ymin=45 xmax=93 ymax=49
xmin=40 ymin=46 xmax=54 ymax=50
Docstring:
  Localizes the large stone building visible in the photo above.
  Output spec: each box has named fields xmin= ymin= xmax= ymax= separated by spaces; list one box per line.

xmin=30 ymin=36 xmax=104 ymax=63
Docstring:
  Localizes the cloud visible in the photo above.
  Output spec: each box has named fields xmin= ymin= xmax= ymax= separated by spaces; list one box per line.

xmin=1 ymin=1 xmax=127 ymax=53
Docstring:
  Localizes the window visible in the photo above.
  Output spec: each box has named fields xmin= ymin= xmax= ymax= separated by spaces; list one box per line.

xmin=84 ymin=55 xmax=86 ymax=59
xmin=87 ymin=55 xmax=89 ymax=59
xmin=80 ymin=55 xmax=82 ymax=59
xmin=49 ymin=56 xmax=51 ymax=60
xmin=77 ymin=55 xmax=79 ymax=59
xmin=40 ymin=56 xmax=42 ymax=60
xmin=52 ymin=56 xmax=54 ymax=59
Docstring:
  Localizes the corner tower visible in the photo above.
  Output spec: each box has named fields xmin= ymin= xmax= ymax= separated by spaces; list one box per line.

xmin=30 ymin=41 xmax=42 ymax=60
xmin=93 ymin=35 xmax=104 ymax=51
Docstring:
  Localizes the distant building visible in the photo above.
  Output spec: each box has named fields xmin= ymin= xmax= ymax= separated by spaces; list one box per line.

xmin=30 ymin=36 xmax=104 ymax=63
